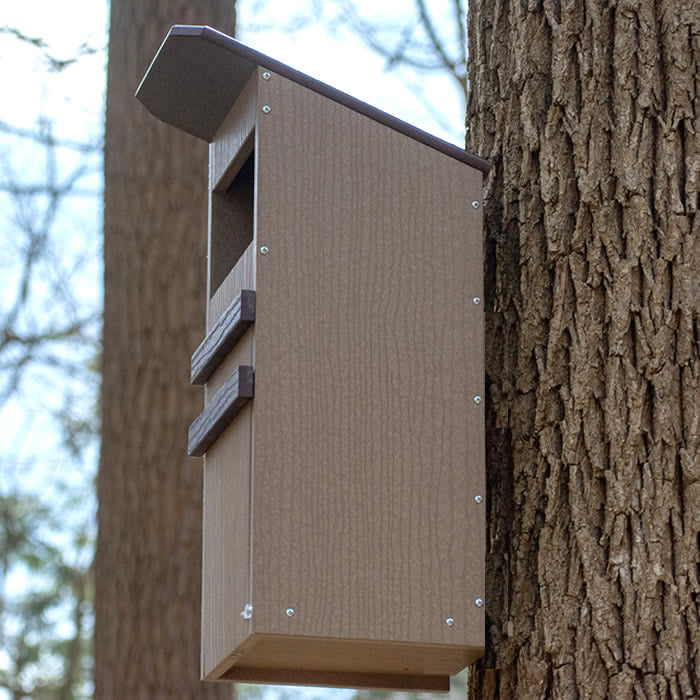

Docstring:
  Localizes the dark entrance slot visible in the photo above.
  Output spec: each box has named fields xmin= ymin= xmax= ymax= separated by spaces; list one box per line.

xmin=210 ymin=149 xmax=254 ymax=297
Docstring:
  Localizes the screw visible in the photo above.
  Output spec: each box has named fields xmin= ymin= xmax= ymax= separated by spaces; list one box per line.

xmin=475 ymin=495 xmax=483 ymax=504
xmin=286 ymin=608 xmax=295 ymax=618
xmin=260 ymin=246 xmax=269 ymax=255
xmin=475 ymin=598 xmax=484 ymax=608
xmin=262 ymin=105 xmax=271 ymax=114
xmin=473 ymin=297 xmax=481 ymax=305
xmin=473 ymin=395 xmax=482 ymax=405
xmin=471 ymin=200 xmax=480 ymax=209
xmin=445 ymin=617 xmax=455 ymax=627
xmin=262 ymin=71 xmax=271 ymax=80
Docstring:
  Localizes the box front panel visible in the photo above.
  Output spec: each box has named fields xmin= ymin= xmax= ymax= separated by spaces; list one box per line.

xmin=201 ymin=334 xmax=254 ymax=678
xmin=201 ymin=96 xmax=261 ymax=677
xmin=252 ymin=74 xmax=485 ymax=651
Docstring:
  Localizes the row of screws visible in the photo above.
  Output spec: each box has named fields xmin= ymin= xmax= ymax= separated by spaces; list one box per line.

xmin=260 ymin=77 xmax=483 ymax=219
xmin=243 ymin=601 xmax=485 ymax=624
xmin=262 ymin=71 xmax=272 ymax=114
xmin=259 ymin=73 xmax=485 ymax=540
xmin=266 ymin=91 xmax=479 ymax=215
xmin=261 ymin=73 xmax=484 ymax=217
xmin=257 ymin=250 xmax=484 ymax=495
xmin=259 ymin=248 xmax=481 ymax=306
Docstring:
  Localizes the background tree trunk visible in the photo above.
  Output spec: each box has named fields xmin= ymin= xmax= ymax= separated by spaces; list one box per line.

xmin=95 ymin=1 xmax=236 ymax=696
xmin=466 ymin=0 xmax=698 ymax=697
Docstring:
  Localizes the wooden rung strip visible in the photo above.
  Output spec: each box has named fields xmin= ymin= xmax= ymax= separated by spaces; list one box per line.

xmin=191 ymin=290 xmax=256 ymax=385
xmin=188 ymin=366 xmax=254 ymax=457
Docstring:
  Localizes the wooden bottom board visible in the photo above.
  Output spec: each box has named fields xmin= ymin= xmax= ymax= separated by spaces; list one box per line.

xmin=208 ymin=634 xmax=482 ymax=692
xmin=221 ymin=668 xmax=450 ymax=693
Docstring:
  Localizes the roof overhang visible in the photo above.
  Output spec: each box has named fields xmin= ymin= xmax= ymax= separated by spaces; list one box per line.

xmin=136 ymin=25 xmax=491 ymax=174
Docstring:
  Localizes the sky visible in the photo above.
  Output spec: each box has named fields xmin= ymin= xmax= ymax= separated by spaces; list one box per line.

xmin=235 ymin=1 xmax=466 ymax=146
xmin=0 ymin=1 xmax=467 ymax=697
xmin=2 ymin=0 xmax=466 ymax=147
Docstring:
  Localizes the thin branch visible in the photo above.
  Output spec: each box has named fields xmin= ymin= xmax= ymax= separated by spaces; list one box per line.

xmin=0 ymin=184 xmax=101 ymax=197
xmin=0 ymin=318 xmax=97 ymax=353
xmin=334 ymin=0 xmax=466 ymax=99
xmin=0 ymin=26 xmax=102 ymax=72
xmin=413 ymin=0 xmax=466 ymax=97
xmin=1 ymin=120 xmax=99 ymax=341
xmin=336 ymin=1 xmax=437 ymax=70
xmin=0 ymin=119 xmax=102 ymax=153
xmin=413 ymin=0 xmax=456 ymax=70
xmin=455 ymin=0 xmax=467 ymax=59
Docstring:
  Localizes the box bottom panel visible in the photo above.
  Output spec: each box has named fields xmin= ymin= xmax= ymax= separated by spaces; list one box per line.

xmin=205 ymin=633 xmax=483 ymax=692
xmin=221 ymin=667 xmax=450 ymax=692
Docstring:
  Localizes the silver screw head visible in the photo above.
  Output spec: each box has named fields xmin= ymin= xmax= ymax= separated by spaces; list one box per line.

xmin=262 ymin=71 xmax=271 ymax=80
xmin=474 ymin=495 xmax=483 ymax=504
xmin=285 ymin=607 xmax=295 ymax=618
xmin=471 ymin=200 xmax=480 ymax=209
xmin=473 ymin=296 xmax=481 ymax=305
xmin=262 ymin=105 xmax=271 ymax=114
xmin=475 ymin=598 xmax=484 ymax=608
xmin=473 ymin=395 xmax=482 ymax=405
xmin=445 ymin=617 xmax=455 ymax=627
xmin=260 ymin=245 xmax=269 ymax=255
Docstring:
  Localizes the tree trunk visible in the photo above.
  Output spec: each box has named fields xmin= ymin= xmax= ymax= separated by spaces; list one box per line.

xmin=466 ymin=0 xmax=698 ymax=697
xmin=95 ymin=2 xmax=236 ymax=696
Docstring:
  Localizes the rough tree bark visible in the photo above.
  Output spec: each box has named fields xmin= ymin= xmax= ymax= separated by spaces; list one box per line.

xmin=466 ymin=0 xmax=698 ymax=697
xmin=95 ymin=1 xmax=236 ymax=696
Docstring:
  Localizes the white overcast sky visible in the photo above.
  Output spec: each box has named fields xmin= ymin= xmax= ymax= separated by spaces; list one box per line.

xmin=1 ymin=0 xmax=465 ymax=147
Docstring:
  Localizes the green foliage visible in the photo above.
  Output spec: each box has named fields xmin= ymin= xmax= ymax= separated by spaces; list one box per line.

xmin=0 ymin=489 xmax=94 ymax=698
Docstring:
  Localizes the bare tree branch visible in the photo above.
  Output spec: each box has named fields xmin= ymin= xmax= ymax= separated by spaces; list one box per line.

xmin=413 ymin=0 xmax=454 ymax=70
xmin=454 ymin=0 xmax=467 ymax=62
xmin=239 ymin=1 xmax=468 ymax=141
xmin=335 ymin=1 xmax=466 ymax=100
xmin=0 ymin=118 xmax=102 ymax=153
xmin=0 ymin=116 xmax=101 ymax=408
xmin=0 ymin=26 xmax=102 ymax=72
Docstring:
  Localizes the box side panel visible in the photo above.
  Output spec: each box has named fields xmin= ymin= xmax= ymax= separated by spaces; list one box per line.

xmin=201 ymin=330 xmax=254 ymax=678
xmin=252 ymin=74 xmax=485 ymax=650
xmin=207 ymin=69 xmax=259 ymax=319
xmin=201 ymin=77 xmax=260 ymax=675
xmin=207 ymin=243 xmax=256 ymax=337
xmin=210 ymin=71 xmax=258 ymax=191
xmin=201 ymin=412 xmax=252 ymax=678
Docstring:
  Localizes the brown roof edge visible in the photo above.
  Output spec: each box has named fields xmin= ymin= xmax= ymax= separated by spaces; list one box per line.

xmin=136 ymin=25 xmax=491 ymax=174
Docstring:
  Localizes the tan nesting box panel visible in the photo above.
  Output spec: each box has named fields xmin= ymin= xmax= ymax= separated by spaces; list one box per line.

xmin=137 ymin=25 xmax=490 ymax=693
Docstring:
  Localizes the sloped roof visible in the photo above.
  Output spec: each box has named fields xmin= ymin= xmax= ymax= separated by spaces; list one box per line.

xmin=136 ymin=25 xmax=491 ymax=174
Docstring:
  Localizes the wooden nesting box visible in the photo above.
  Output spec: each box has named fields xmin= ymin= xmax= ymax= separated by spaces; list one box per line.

xmin=137 ymin=25 xmax=490 ymax=693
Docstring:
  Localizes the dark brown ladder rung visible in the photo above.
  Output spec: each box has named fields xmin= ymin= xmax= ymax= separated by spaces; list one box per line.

xmin=191 ymin=290 xmax=256 ymax=385
xmin=188 ymin=366 xmax=254 ymax=457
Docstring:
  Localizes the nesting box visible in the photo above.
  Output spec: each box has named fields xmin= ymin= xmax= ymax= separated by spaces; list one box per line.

xmin=137 ymin=25 xmax=490 ymax=693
